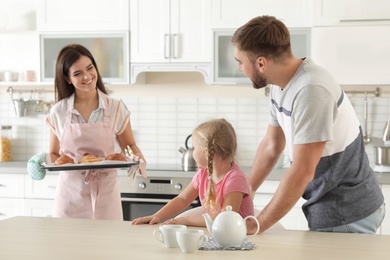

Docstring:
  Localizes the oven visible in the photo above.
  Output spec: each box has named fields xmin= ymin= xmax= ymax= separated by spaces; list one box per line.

xmin=119 ymin=173 xmax=200 ymax=221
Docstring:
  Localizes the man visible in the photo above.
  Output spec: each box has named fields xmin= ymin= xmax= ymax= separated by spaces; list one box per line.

xmin=232 ymin=16 xmax=385 ymax=234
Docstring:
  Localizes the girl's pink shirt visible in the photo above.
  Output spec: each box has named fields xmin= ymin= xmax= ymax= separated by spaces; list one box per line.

xmin=192 ymin=163 xmax=255 ymax=218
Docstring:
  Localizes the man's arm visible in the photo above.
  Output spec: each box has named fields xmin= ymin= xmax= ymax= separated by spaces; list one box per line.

xmin=249 ymin=141 xmax=326 ymax=234
xmin=248 ymin=124 xmax=286 ymax=196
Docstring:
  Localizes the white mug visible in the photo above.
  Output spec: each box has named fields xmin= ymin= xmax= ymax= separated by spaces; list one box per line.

xmin=275 ymin=153 xmax=289 ymax=168
xmin=176 ymin=229 xmax=207 ymax=253
xmin=153 ymin=224 xmax=187 ymax=248
xmin=25 ymin=70 xmax=36 ymax=82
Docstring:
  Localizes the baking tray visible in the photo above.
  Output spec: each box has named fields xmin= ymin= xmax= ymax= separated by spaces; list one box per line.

xmin=41 ymin=160 xmax=139 ymax=171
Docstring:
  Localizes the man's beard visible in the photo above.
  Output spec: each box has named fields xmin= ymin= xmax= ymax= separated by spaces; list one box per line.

xmin=251 ymin=68 xmax=268 ymax=89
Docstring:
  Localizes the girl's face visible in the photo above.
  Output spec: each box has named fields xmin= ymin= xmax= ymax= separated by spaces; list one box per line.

xmin=66 ymin=55 xmax=97 ymax=93
xmin=192 ymin=135 xmax=208 ymax=168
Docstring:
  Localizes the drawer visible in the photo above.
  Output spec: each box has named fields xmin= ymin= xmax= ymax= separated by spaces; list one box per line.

xmin=0 ymin=174 xmax=25 ymax=198
xmin=24 ymin=199 xmax=55 ymax=218
xmin=255 ymin=180 xmax=279 ymax=194
xmin=0 ymin=198 xmax=24 ymax=219
xmin=25 ymin=174 xmax=58 ymax=199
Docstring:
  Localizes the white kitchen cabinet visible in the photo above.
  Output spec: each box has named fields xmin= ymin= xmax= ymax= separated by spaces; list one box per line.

xmin=0 ymin=174 xmax=25 ymax=198
xmin=0 ymin=198 xmax=24 ymax=220
xmin=24 ymin=199 xmax=55 ymax=217
xmin=381 ymin=184 xmax=390 ymax=235
xmin=36 ymin=0 xmax=129 ymax=31
xmin=130 ymin=0 xmax=211 ymax=63
xmin=25 ymin=174 xmax=58 ymax=199
xmin=313 ymin=0 xmax=390 ymax=27
xmin=0 ymin=174 xmax=25 ymax=219
xmin=254 ymin=180 xmax=308 ymax=231
xmin=24 ymin=174 xmax=58 ymax=218
xmin=130 ymin=0 xmax=212 ymax=84
xmin=311 ymin=26 xmax=390 ymax=85
xmin=211 ymin=0 xmax=312 ymax=29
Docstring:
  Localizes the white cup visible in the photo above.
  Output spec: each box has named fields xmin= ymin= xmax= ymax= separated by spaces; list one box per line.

xmin=275 ymin=153 xmax=289 ymax=168
xmin=176 ymin=229 xmax=208 ymax=253
xmin=25 ymin=70 xmax=36 ymax=82
xmin=153 ymin=224 xmax=187 ymax=248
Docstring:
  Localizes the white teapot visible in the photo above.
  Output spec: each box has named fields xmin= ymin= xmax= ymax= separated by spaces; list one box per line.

xmin=202 ymin=205 xmax=260 ymax=247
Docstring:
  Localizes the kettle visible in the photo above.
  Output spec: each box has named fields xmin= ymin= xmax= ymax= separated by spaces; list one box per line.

xmin=178 ymin=134 xmax=197 ymax=171
xmin=203 ymin=205 xmax=260 ymax=247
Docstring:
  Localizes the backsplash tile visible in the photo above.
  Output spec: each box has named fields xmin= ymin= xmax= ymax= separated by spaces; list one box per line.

xmin=0 ymin=88 xmax=389 ymax=169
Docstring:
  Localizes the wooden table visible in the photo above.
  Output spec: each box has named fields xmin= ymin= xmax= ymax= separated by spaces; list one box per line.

xmin=0 ymin=216 xmax=389 ymax=260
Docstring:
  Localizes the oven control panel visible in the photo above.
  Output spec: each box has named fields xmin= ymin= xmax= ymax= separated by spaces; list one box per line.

xmin=119 ymin=175 xmax=192 ymax=195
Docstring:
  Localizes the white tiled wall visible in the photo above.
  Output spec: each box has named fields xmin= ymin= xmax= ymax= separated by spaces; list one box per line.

xmin=0 ymin=85 xmax=389 ymax=168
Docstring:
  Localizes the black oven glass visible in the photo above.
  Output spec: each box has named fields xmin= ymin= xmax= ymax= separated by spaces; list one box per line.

xmin=121 ymin=194 xmax=201 ymax=221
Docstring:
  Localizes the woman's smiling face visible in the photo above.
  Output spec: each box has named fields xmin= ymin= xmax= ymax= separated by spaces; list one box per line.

xmin=66 ymin=55 xmax=97 ymax=93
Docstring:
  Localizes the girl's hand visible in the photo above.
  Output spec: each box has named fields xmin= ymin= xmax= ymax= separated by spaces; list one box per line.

xmin=162 ymin=217 xmax=185 ymax=225
xmin=130 ymin=215 xmax=161 ymax=225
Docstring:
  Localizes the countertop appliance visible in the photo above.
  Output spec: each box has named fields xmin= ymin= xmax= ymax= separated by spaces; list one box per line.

xmin=119 ymin=167 xmax=200 ymax=221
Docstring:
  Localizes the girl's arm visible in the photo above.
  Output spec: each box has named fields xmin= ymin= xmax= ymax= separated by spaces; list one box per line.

xmin=165 ymin=191 xmax=245 ymax=227
xmin=131 ymin=183 xmax=198 ymax=225
xmin=220 ymin=191 xmax=244 ymax=213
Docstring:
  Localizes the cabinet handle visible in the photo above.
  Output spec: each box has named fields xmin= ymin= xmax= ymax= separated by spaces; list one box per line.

xmin=256 ymin=192 xmax=275 ymax=196
xmin=47 ymin=185 xmax=56 ymax=189
xmin=164 ymin=34 xmax=170 ymax=59
xmin=172 ymin=34 xmax=179 ymax=59
xmin=340 ymin=18 xmax=390 ymax=22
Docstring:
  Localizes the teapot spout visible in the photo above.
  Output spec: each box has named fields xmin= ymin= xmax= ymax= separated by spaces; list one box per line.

xmin=202 ymin=213 xmax=213 ymax=235
xmin=178 ymin=147 xmax=186 ymax=154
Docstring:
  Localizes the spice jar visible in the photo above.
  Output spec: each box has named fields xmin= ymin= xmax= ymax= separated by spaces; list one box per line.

xmin=0 ymin=125 xmax=12 ymax=162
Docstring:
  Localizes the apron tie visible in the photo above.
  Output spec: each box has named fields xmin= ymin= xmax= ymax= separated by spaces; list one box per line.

xmin=84 ymin=169 xmax=100 ymax=184
xmin=84 ymin=169 xmax=101 ymax=215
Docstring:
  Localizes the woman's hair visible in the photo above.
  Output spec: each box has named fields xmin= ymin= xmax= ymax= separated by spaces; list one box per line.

xmin=192 ymin=118 xmax=237 ymax=212
xmin=54 ymin=44 xmax=107 ymax=102
xmin=231 ymin=15 xmax=292 ymax=63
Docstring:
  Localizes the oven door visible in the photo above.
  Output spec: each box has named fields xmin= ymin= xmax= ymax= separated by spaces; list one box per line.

xmin=121 ymin=193 xmax=201 ymax=221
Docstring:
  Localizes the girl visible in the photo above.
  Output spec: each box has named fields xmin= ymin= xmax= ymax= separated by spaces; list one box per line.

xmin=131 ymin=118 xmax=254 ymax=226
xmin=46 ymin=44 xmax=145 ymax=220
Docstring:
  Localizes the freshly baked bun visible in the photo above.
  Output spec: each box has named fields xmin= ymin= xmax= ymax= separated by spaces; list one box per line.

xmin=79 ymin=153 xmax=100 ymax=163
xmin=105 ymin=153 xmax=127 ymax=161
xmin=54 ymin=155 xmax=74 ymax=165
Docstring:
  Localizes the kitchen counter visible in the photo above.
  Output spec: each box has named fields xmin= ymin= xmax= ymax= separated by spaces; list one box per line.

xmin=2 ymin=161 xmax=390 ymax=184
xmin=0 ymin=216 xmax=389 ymax=260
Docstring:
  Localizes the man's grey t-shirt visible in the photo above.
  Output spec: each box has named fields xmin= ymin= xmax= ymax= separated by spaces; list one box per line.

xmin=269 ymin=58 xmax=383 ymax=229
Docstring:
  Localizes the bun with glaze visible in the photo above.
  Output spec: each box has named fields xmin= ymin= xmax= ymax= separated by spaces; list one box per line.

xmin=79 ymin=153 xmax=100 ymax=163
xmin=54 ymin=155 xmax=74 ymax=165
xmin=105 ymin=153 xmax=127 ymax=161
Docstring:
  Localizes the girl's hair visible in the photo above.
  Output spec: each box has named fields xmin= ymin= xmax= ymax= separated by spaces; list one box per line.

xmin=54 ymin=44 xmax=107 ymax=102
xmin=231 ymin=15 xmax=292 ymax=63
xmin=192 ymin=118 xmax=237 ymax=212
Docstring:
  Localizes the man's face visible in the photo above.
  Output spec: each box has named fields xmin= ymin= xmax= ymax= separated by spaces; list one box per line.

xmin=234 ymin=47 xmax=268 ymax=89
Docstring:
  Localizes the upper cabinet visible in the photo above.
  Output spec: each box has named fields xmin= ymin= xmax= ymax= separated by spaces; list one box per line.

xmin=211 ymin=0 xmax=312 ymax=29
xmin=130 ymin=0 xmax=211 ymax=63
xmin=36 ymin=0 xmax=129 ymax=31
xmin=130 ymin=0 xmax=212 ymax=84
xmin=311 ymin=26 xmax=390 ymax=85
xmin=313 ymin=0 xmax=390 ymax=26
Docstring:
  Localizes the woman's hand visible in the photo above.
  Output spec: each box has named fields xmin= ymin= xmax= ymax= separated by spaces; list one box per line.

xmin=130 ymin=215 xmax=161 ymax=225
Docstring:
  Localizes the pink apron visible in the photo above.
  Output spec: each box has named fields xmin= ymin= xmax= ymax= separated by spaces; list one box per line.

xmin=53 ymin=95 xmax=123 ymax=220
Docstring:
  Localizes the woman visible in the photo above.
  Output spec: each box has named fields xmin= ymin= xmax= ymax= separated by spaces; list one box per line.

xmin=46 ymin=44 xmax=145 ymax=220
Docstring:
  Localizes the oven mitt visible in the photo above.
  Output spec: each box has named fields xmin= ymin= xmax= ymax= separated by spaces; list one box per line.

xmin=27 ymin=152 xmax=47 ymax=181
xmin=125 ymin=145 xmax=147 ymax=183
xmin=127 ymin=158 xmax=147 ymax=183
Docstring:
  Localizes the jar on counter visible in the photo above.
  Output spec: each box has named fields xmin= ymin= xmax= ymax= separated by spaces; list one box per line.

xmin=0 ymin=125 xmax=12 ymax=162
